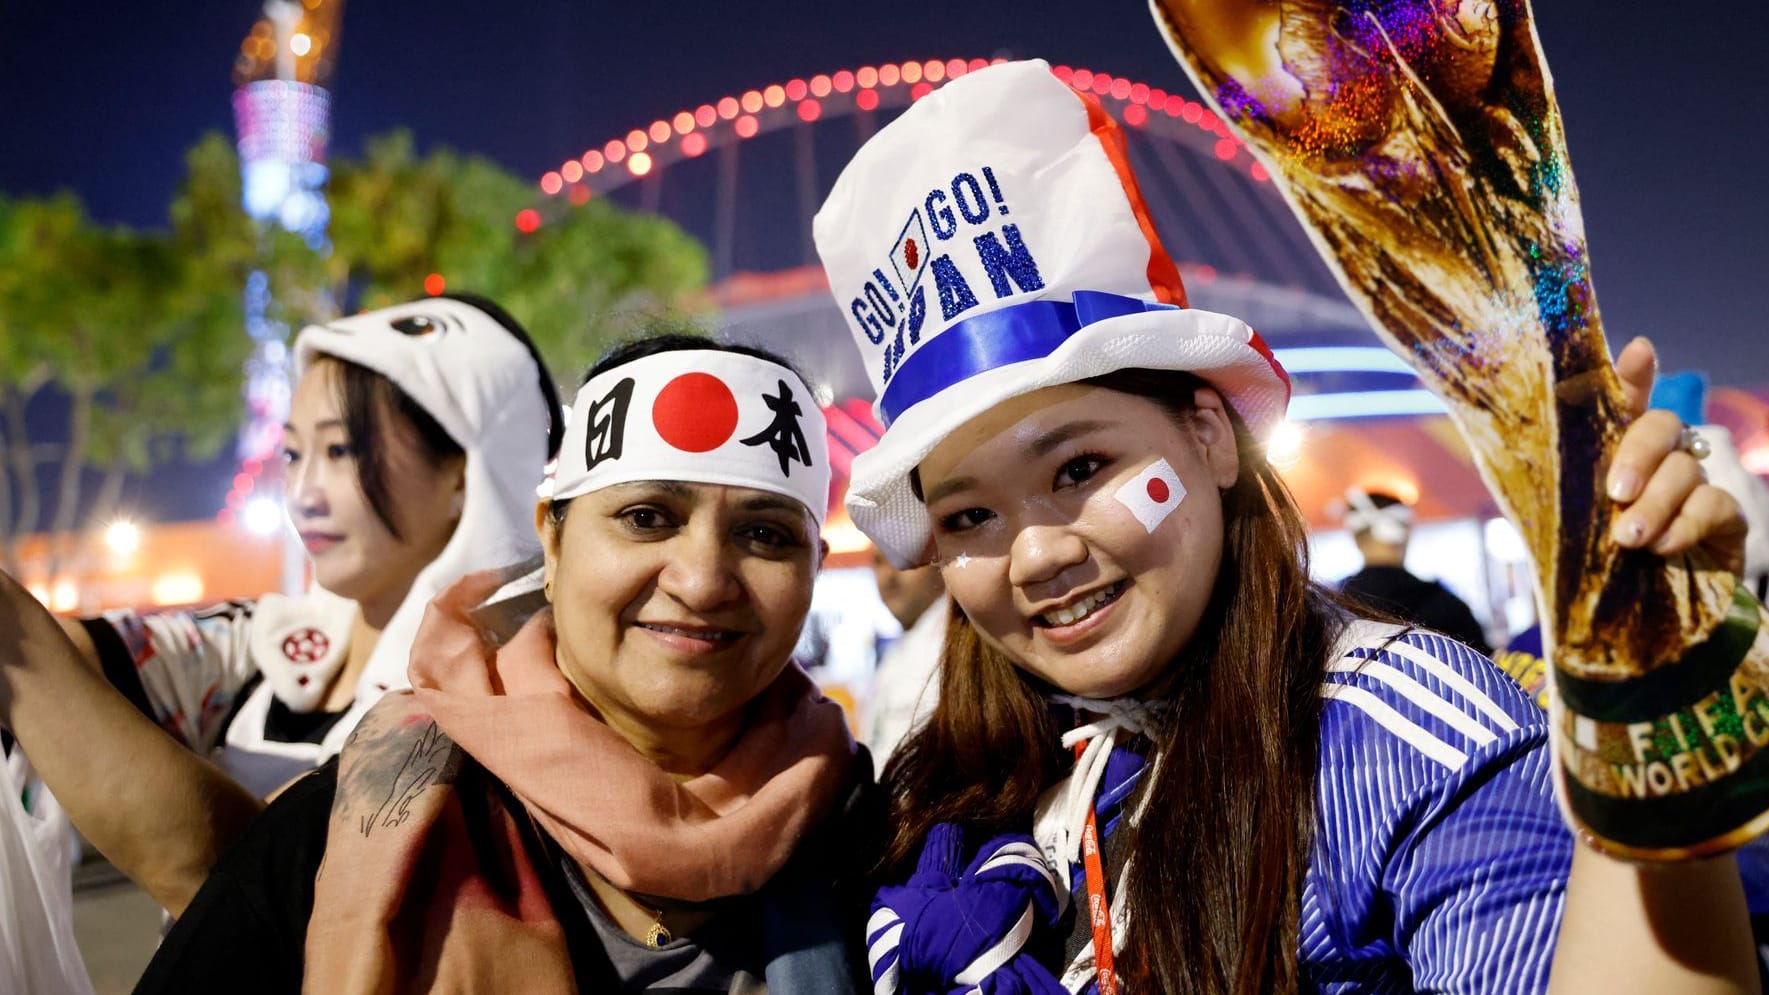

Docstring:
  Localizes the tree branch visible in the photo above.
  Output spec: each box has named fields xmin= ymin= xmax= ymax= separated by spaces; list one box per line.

xmin=3 ymin=391 xmax=42 ymax=541
xmin=44 ymin=383 xmax=92 ymax=588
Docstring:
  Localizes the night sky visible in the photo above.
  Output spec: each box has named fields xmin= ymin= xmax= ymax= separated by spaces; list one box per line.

xmin=2 ymin=1 xmax=1766 ymax=518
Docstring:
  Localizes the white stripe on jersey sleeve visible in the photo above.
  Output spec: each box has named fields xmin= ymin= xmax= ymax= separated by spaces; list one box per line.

xmin=1326 ymin=657 xmax=1500 ymax=748
xmin=1378 ymin=637 xmax=1521 ymax=733
xmin=1320 ymin=683 xmax=1470 ymax=770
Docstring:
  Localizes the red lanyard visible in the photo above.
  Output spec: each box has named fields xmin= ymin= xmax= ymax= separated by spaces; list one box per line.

xmin=1075 ymin=741 xmax=1121 ymax=995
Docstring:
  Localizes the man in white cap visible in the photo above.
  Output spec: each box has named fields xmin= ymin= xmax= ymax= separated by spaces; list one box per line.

xmin=860 ymin=548 xmax=947 ymax=774
xmin=1339 ymin=486 xmax=1491 ymax=654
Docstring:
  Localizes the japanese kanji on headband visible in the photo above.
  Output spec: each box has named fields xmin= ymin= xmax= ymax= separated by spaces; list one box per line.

xmin=547 ymin=351 xmax=831 ymax=526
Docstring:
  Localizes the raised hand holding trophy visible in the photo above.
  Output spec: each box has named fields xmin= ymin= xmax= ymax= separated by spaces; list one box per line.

xmin=1149 ymin=0 xmax=1769 ymax=859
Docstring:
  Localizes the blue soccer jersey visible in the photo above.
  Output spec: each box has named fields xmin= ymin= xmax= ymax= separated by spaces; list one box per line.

xmin=1305 ymin=622 xmax=1572 ymax=993
xmin=866 ymin=620 xmax=1574 ymax=995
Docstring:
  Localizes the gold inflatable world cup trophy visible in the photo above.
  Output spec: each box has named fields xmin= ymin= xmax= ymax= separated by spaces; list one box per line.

xmin=1149 ymin=0 xmax=1769 ymax=860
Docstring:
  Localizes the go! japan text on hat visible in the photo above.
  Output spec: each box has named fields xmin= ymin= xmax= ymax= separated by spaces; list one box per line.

xmin=812 ymin=59 xmax=1292 ymax=567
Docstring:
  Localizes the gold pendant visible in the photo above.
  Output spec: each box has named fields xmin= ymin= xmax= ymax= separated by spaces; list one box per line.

xmin=644 ymin=921 xmax=672 ymax=947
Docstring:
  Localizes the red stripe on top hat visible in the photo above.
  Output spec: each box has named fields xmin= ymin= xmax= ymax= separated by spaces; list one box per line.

xmin=1070 ymin=82 xmax=1187 ymax=308
xmin=1243 ymin=327 xmax=1293 ymax=398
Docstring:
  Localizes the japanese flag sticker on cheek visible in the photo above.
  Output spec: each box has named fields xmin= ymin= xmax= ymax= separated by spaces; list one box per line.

xmin=1114 ymin=459 xmax=1185 ymax=533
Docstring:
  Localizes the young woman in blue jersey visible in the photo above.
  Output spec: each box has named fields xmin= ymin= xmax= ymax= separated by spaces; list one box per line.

xmin=0 ymin=294 xmax=559 ymax=914
xmin=813 ymin=61 xmax=1759 ymax=994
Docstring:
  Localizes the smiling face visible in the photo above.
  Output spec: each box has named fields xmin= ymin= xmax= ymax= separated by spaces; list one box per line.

xmin=918 ymin=382 xmax=1241 ymax=699
xmin=539 ymin=480 xmax=821 ymax=750
xmin=284 ymin=358 xmax=465 ymax=621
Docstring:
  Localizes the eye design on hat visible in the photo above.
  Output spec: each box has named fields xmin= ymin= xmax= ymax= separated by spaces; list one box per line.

xmin=388 ymin=311 xmax=461 ymax=338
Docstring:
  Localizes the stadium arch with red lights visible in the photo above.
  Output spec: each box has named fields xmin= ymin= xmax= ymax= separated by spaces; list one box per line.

xmin=529 ymin=58 xmax=1265 ymax=209
xmin=505 ymin=59 xmax=1522 ymax=541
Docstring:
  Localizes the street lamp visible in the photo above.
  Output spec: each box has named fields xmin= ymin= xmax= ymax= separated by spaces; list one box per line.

xmin=103 ymin=519 xmax=142 ymax=556
xmin=243 ymin=498 xmax=285 ymax=536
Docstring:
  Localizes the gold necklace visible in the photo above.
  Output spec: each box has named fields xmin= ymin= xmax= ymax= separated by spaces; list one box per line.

xmin=632 ymin=895 xmax=672 ymax=948
xmin=582 ymin=869 xmax=674 ymax=947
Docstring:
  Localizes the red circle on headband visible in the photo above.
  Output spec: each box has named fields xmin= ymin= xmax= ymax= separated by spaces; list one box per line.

xmin=653 ymin=373 xmax=739 ymax=452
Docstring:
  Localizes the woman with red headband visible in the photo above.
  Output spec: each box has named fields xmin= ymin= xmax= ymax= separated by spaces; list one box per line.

xmin=136 ymin=334 xmax=871 ymax=993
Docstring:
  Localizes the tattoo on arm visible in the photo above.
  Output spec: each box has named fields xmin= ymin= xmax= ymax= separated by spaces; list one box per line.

xmin=340 ymin=719 xmax=461 ymax=838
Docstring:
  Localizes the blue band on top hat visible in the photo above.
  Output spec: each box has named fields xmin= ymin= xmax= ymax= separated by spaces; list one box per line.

xmin=877 ymin=290 xmax=1180 ymax=426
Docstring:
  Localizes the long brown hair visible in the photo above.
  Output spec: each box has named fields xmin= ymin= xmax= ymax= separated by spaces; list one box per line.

xmin=881 ymin=369 xmax=1343 ymax=994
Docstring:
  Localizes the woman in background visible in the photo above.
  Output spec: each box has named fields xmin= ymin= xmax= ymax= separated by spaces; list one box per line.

xmin=0 ymin=293 xmax=558 ymax=913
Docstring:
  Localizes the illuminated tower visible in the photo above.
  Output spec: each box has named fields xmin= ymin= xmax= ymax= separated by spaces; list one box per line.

xmin=225 ymin=0 xmax=342 ymax=534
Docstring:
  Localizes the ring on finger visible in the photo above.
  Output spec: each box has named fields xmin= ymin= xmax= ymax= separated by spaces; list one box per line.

xmin=1677 ymin=425 xmax=1712 ymax=461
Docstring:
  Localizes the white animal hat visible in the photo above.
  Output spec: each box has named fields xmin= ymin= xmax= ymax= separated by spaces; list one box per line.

xmin=271 ymin=295 xmax=559 ymax=751
xmin=813 ymin=59 xmax=1291 ymax=566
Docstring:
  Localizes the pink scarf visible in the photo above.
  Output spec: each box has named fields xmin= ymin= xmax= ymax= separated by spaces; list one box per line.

xmin=304 ymin=570 xmax=855 ymax=994
xmin=410 ymin=569 xmax=855 ymax=902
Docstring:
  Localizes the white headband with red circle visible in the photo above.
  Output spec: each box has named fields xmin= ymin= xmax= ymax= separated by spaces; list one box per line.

xmin=544 ymin=350 xmax=830 ymax=526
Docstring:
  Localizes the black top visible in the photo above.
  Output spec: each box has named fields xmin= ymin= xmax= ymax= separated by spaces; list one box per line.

xmin=133 ymin=758 xmax=333 ymax=992
xmin=261 ymin=696 xmax=351 ymax=745
xmin=1340 ymin=565 xmax=1493 ymax=656
xmin=554 ymin=840 xmax=766 ymax=990
xmin=134 ymin=751 xmax=881 ymax=994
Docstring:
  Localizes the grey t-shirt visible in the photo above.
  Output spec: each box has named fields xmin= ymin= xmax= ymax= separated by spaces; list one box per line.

xmin=559 ymin=851 xmax=769 ymax=993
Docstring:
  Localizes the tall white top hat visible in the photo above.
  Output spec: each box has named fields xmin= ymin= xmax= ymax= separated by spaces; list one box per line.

xmin=814 ymin=59 xmax=1291 ymax=566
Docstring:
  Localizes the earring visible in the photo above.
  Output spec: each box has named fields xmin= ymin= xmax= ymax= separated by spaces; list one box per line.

xmin=543 ymin=579 xmax=553 ymax=601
